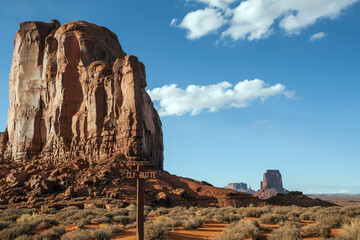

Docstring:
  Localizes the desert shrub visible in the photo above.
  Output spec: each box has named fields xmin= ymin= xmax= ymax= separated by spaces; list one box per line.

xmin=99 ymin=224 xmax=122 ymax=234
xmin=242 ymin=206 xmax=266 ymax=218
xmin=0 ymin=220 xmax=10 ymax=230
xmin=260 ymin=213 xmax=287 ymax=224
xmin=340 ymin=218 xmax=360 ymax=239
xmin=42 ymin=208 xmax=57 ymax=215
xmin=144 ymin=221 xmax=168 ymax=240
xmin=125 ymin=222 xmax=137 ymax=229
xmin=56 ymin=207 xmax=108 ymax=225
xmin=300 ymin=212 xmax=316 ymax=221
xmin=289 ymin=216 xmax=302 ymax=223
xmin=13 ymin=235 xmax=33 ymax=240
xmin=214 ymin=213 xmax=230 ymax=223
xmin=340 ymin=206 xmax=360 ymax=218
xmin=125 ymin=204 xmax=136 ymax=211
xmin=110 ymin=208 xmax=128 ymax=216
xmin=184 ymin=217 xmax=205 ymax=230
xmin=91 ymin=216 xmax=111 ymax=224
xmin=0 ymin=209 xmax=38 ymax=223
xmin=318 ymin=214 xmax=344 ymax=229
xmin=157 ymin=216 xmax=186 ymax=230
xmin=32 ymin=226 xmax=66 ymax=240
xmin=168 ymin=206 xmax=187 ymax=217
xmin=60 ymin=228 xmax=113 ymax=240
xmin=268 ymin=223 xmax=302 ymax=240
xmin=148 ymin=207 xmax=170 ymax=217
xmin=113 ymin=215 xmax=134 ymax=225
xmin=302 ymin=222 xmax=332 ymax=238
xmin=214 ymin=220 xmax=261 ymax=240
xmin=0 ymin=222 xmax=35 ymax=240
xmin=259 ymin=225 xmax=273 ymax=232
xmin=17 ymin=213 xmax=39 ymax=223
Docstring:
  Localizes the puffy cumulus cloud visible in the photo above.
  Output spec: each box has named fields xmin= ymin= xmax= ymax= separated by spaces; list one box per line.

xmin=176 ymin=0 xmax=357 ymax=41
xmin=148 ymin=79 xmax=294 ymax=116
xmin=309 ymin=32 xmax=327 ymax=41
xmin=179 ymin=8 xmax=227 ymax=39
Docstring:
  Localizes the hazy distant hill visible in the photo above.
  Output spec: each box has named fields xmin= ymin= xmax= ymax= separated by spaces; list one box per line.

xmin=308 ymin=194 xmax=360 ymax=206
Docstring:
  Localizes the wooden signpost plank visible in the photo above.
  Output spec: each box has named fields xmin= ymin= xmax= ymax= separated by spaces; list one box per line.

xmin=125 ymin=164 xmax=157 ymax=240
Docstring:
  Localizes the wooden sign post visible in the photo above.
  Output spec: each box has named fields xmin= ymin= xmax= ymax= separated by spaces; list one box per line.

xmin=125 ymin=164 xmax=157 ymax=240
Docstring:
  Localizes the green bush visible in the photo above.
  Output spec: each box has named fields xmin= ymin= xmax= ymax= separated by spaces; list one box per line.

xmin=144 ymin=221 xmax=168 ymax=240
xmin=214 ymin=220 xmax=261 ymax=240
xmin=268 ymin=223 xmax=302 ymax=240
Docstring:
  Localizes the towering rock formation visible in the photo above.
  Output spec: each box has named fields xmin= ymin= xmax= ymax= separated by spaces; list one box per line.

xmin=262 ymin=170 xmax=283 ymax=190
xmin=225 ymin=182 xmax=255 ymax=194
xmin=0 ymin=20 xmax=163 ymax=169
xmin=255 ymin=170 xmax=288 ymax=199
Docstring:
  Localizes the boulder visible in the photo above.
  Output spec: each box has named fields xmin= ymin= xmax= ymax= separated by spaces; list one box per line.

xmin=172 ymin=188 xmax=186 ymax=196
xmin=6 ymin=170 xmax=28 ymax=187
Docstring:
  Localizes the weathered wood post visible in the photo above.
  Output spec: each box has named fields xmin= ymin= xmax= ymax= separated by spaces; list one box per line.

xmin=125 ymin=164 xmax=157 ymax=240
xmin=137 ymin=164 xmax=145 ymax=240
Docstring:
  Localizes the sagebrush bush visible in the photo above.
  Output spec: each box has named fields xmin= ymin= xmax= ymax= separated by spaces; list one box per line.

xmin=144 ymin=221 xmax=168 ymax=240
xmin=42 ymin=208 xmax=57 ymax=215
xmin=214 ymin=220 xmax=261 ymax=240
xmin=268 ymin=223 xmax=302 ymax=240
xmin=340 ymin=218 xmax=360 ymax=239
xmin=33 ymin=226 xmax=66 ymax=240
xmin=0 ymin=220 xmax=10 ymax=231
xmin=260 ymin=213 xmax=287 ymax=224
xmin=184 ymin=217 xmax=205 ymax=230
xmin=60 ymin=228 xmax=114 ymax=240
xmin=302 ymin=222 xmax=332 ymax=238
xmin=340 ymin=206 xmax=360 ymax=218
xmin=0 ymin=222 xmax=35 ymax=240
xmin=17 ymin=213 xmax=39 ymax=223
xmin=157 ymin=216 xmax=186 ymax=230
xmin=148 ymin=207 xmax=170 ymax=217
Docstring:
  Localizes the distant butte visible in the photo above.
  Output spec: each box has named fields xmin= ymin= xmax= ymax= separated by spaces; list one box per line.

xmin=254 ymin=170 xmax=289 ymax=199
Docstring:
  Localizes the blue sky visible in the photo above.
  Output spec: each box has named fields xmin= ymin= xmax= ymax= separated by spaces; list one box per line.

xmin=0 ymin=0 xmax=359 ymax=194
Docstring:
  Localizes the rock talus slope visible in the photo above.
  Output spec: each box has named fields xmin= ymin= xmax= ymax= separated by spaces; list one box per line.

xmin=1 ymin=20 xmax=163 ymax=169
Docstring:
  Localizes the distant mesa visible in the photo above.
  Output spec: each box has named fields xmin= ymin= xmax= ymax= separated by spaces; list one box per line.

xmin=225 ymin=182 xmax=255 ymax=194
xmin=254 ymin=170 xmax=289 ymax=199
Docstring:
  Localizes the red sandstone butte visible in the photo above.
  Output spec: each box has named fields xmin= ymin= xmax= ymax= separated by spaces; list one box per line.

xmin=0 ymin=20 xmax=163 ymax=169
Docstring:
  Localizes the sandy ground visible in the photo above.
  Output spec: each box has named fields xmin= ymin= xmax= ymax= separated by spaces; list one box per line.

xmin=111 ymin=223 xmax=228 ymax=240
xmin=31 ymin=216 xmax=342 ymax=240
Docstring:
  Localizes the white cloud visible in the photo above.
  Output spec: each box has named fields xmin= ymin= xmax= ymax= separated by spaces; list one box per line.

xmin=170 ymin=18 xmax=178 ymax=27
xmin=340 ymin=189 xmax=350 ymax=193
xmin=148 ymin=79 xmax=293 ymax=116
xmin=309 ymin=32 xmax=327 ymax=41
xmin=179 ymin=8 xmax=227 ymax=39
xmin=176 ymin=0 xmax=357 ymax=41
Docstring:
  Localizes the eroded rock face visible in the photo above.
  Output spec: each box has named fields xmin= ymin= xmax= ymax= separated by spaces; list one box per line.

xmin=1 ymin=20 xmax=163 ymax=169
xmin=255 ymin=170 xmax=288 ymax=199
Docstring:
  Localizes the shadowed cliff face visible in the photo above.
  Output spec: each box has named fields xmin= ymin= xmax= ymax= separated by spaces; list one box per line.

xmin=1 ymin=20 xmax=163 ymax=169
